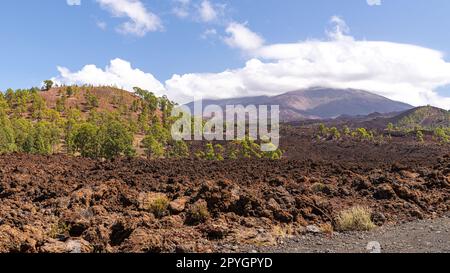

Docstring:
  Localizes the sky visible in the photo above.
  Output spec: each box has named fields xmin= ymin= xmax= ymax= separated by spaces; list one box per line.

xmin=0 ymin=0 xmax=450 ymax=109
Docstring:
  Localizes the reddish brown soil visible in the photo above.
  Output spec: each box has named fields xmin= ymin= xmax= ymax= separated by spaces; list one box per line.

xmin=40 ymin=87 xmax=140 ymax=115
xmin=0 ymin=133 xmax=449 ymax=253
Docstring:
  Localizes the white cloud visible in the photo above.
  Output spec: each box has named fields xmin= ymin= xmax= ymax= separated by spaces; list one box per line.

xmin=96 ymin=0 xmax=163 ymax=36
xmin=224 ymin=22 xmax=265 ymax=51
xmin=53 ymin=17 xmax=450 ymax=109
xmin=167 ymin=17 xmax=450 ymax=108
xmin=172 ymin=0 xmax=191 ymax=18
xmin=172 ymin=0 xmax=226 ymax=24
xmin=198 ymin=0 xmax=218 ymax=22
xmin=52 ymin=58 xmax=166 ymax=96
xmin=201 ymin=28 xmax=218 ymax=39
xmin=67 ymin=0 xmax=81 ymax=6
xmin=367 ymin=0 xmax=382 ymax=6
xmin=327 ymin=16 xmax=352 ymax=41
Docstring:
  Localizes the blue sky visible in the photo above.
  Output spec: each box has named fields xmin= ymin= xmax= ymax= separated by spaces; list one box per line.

xmin=0 ymin=0 xmax=449 ymax=108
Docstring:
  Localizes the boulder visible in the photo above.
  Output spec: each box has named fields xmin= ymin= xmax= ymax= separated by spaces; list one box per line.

xmin=169 ymin=197 xmax=189 ymax=214
xmin=373 ymin=184 xmax=396 ymax=200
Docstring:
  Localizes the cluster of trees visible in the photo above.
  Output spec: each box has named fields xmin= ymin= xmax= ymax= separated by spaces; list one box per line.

xmin=0 ymin=112 xmax=61 ymax=155
xmin=0 ymin=85 xmax=286 ymax=160
xmin=387 ymin=122 xmax=450 ymax=144
xmin=68 ymin=113 xmax=135 ymax=158
xmin=395 ymin=106 xmax=450 ymax=130
xmin=195 ymin=138 xmax=283 ymax=160
xmin=433 ymin=127 xmax=449 ymax=143
xmin=141 ymin=122 xmax=190 ymax=159
xmin=0 ymin=88 xmax=63 ymax=155
xmin=317 ymin=122 xmax=450 ymax=144
xmin=317 ymin=124 xmax=381 ymax=142
xmin=0 ymin=86 xmax=177 ymax=159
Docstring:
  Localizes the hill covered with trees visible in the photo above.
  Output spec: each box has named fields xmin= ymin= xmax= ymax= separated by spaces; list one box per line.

xmin=390 ymin=106 xmax=450 ymax=130
xmin=0 ymin=83 xmax=180 ymax=158
xmin=0 ymin=83 xmax=283 ymax=160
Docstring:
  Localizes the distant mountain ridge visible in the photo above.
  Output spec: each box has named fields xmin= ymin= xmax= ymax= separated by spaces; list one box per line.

xmin=185 ymin=87 xmax=413 ymax=121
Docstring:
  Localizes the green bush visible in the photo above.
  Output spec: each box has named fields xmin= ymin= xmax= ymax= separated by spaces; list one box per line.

xmin=11 ymin=118 xmax=33 ymax=152
xmin=330 ymin=127 xmax=341 ymax=140
xmin=0 ymin=114 xmax=17 ymax=154
xmin=85 ymin=91 xmax=99 ymax=110
xmin=69 ymin=123 xmax=100 ymax=158
xmin=343 ymin=126 xmax=351 ymax=136
xmin=187 ymin=200 xmax=210 ymax=225
xmin=434 ymin=127 xmax=449 ymax=143
xmin=416 ymin=130 xmax=424 ymax=142
xmin=167 ymin=140 xmax=190 ymax=158
xmin=142 ymin=135 xmax=165 ymax=158
xmin=98 ymin=119 xmax=135 ymax=158
xmin=29 ymin=121 xmax=61 ymax=155
xmin=142 ymin=193 xmax=170 ymax=218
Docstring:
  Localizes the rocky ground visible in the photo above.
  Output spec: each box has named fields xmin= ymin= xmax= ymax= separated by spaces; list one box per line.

xmin=0 ymin=134 xmax=449 ymax=253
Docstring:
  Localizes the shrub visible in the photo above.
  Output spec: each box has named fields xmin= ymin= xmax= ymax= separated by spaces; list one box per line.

xmin=310 ymin=183 xmax=327 ymax=193
xmin=261 ymin=140 xmax=283 ymax=160
xmin=167 ymin=140 xmax=190 ymax=158
xmin=11 ymin=118 xmax=32 ymax=152
xmin=416 ymin=130 xmax=424 ymax=142
xmin=352 ymin=128 xmax=373 ymax=141
xmin=434 ymin=127 xmax=449 ymax=143
xmin=318 ymin=123 xmax=328 ymax=136
xmin=343 ymin=126 xmax=351 ymax=136
xmin=214 ymin=144 xmax=224 ymax=161
xmin=204 ymin=143 xmax=216 ymax=160
xmin=48 ymin=221 xmax=71 ymax=239
xmin=336 ymin=206 xmax=375 ymax=231
xmin=228 ymin=137 xmax=272 ymax=159
xmin=56 ymin=97 xmax=66 ymax=113
xmin=387 ymin=122 xmax=394 ymax=132
xmin=31 ymin=93 xmax=47 ymax=119
xmin=142 ymin=135 xmax=165 ymax=159
xmin=98 ymin=119 xmax=135 ymax=158
xmin=24 ymin=121 xmax=61 ymax=155
xmin=187 ymin=200 xmax=210 ymax=225
xmin=142 ymin=193 xmax=170 ymax=218
xmin=66 ymin=86 xmax=75 ymax=97
xmin=0 ymin=114 xmax=17 ymax=154
xmin=69 ymin=123 xmax=100 ymax=158
xmin=85 ymin=91 xmax=99 ymax=110
xmin=330 ymin=127 xmax=341 ymax=140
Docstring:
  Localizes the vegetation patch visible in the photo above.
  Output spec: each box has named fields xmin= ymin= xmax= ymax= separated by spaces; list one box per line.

xmin=187 ymin=200 xmax=210 ymax=225
xmin=141 ymin=193 xmax=170 ymax=218
xmin=336 ymin=206 xmax=375 ymax=232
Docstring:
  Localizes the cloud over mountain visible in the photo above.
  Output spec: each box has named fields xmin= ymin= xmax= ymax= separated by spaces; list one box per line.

xmin=54 ymin=17 xmax=450 ymax=108
xmin=53 ymin=58 xmax=166 ymax=96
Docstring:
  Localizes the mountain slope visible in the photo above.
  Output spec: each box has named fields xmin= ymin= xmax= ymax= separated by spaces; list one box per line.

xmin=40 ymin=86 xmax=141 ymax=115
xmin=389 ymin=106 xmax=450 ymax=129
xmin=186 ymin=88 xmax=413 ymax=121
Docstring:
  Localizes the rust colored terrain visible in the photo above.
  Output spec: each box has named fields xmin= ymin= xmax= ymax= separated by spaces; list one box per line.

xmin=0 ymin=129 xmax=448 ymax=253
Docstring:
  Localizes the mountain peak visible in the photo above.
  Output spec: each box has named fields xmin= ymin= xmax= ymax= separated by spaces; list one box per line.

xmin=186 ymin=87 xmax=413 ymax=121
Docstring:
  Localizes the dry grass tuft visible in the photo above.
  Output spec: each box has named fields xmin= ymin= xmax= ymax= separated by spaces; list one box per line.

xmin=141 ymin=193 xmax=170 ymax=218
xmin=336 ymin=206 xmax=375 ymax=231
